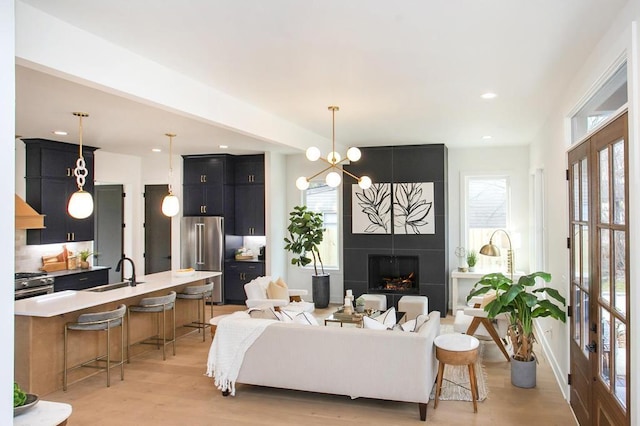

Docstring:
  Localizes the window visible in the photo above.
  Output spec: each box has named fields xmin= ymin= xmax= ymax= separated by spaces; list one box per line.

xmin=464 ymin=175 xmax=510 ymax=270
xmin=303 ymin=182 xmax=339 ymax=269
xmin=571 ymin=62 xmax=627 ymax=143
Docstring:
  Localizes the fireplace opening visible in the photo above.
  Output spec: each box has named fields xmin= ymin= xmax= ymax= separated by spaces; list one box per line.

xmin=368 ymin=255 xmax=419 ymax=294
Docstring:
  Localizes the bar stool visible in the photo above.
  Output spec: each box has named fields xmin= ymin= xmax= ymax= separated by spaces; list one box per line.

xmin=433 ymin=333 xmax=480 ymax=413
xmin=177 ymin=282 xmax=214 ymax=341
xmin=127 ymin=291 xmax=176 ymax=361
xmin=63 ymin=304 xmax=126 ymax=391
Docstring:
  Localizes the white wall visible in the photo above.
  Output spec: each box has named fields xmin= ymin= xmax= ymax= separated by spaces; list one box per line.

xmin=447 ymin=146 xmax=530 ymax=304
xmin=265 ymin=152 xmax=287 ymax=278
xmin=285 ymin=153 xmax=344 ymax=303
xmin=529 ymin=3 xmax=640 ymax=422
xmin=2 ymin=0 xmax=15 ymax=422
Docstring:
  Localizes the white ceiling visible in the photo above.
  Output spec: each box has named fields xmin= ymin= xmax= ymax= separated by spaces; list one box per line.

xmin=15 ymin=0 xmax=629 ymax=158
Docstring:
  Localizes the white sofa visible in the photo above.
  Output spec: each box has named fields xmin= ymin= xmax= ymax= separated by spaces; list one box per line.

xmin=229 ymin=311 xmax=441 ymax=421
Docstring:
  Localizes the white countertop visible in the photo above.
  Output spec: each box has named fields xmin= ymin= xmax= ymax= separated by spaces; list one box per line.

xmin=15 ymin=271 xmax=221 ymax=317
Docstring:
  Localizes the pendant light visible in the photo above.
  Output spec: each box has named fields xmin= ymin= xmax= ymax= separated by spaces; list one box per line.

xmin=161 ymin=133 xmax=180 ymax=217
xmin=296 ymin=106 xmax=372 ymax=190
xmin=67 ymin=112 xmax=94 ymax=219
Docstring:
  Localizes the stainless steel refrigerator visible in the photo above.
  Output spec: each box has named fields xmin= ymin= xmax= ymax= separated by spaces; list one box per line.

xmin=181 ymin=216 xmax=224 ymax=303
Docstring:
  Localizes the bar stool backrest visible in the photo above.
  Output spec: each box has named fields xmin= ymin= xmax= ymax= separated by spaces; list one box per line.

xmin=134 ymin=291 xmax=176 ymax=312
xmin=68 ymin=304 xmax=127 ymax=331
xmin=180 ymin=282 xmax=213 ymax=296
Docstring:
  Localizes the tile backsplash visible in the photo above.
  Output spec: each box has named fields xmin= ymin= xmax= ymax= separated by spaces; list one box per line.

xmin=15 ymin=230 xmax=93 ymax=272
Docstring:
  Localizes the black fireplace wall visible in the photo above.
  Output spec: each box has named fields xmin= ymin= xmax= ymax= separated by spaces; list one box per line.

xmin=343 ymin=144 xmax=448 ymax=316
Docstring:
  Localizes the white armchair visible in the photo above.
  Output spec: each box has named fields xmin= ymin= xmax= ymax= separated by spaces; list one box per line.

xmin=453 ymin=293 xmax=511 ymax=361
xmin=243 ymin=276 xmax=314 ymax=312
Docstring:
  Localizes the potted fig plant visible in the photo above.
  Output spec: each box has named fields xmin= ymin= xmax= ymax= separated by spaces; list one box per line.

xmin=467 ymin=271 xmax=566 ymax=388
xmin=283 ymin=205 xmax=329 ymax=308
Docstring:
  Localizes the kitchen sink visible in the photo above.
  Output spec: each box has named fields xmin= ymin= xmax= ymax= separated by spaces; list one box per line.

xmin=86 ymin=281 xmax=132 ymax=292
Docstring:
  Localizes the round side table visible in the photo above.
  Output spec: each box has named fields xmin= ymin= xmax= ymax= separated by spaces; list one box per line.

xmin=433 ymin=333 xmax=480 ymax=413
xmin=209 ymin=314 xmax=229 ymax=339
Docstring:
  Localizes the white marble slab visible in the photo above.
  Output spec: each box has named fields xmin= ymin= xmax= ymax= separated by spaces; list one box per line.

xmin=15 ymin=271 xmax=221 ymax=317
xmin=14 ymin=400 xmax=72 ymax=426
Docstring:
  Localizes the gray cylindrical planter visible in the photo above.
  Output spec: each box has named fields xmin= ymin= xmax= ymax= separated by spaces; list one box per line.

xmin=312 ymin=274 xmax=330 ymax=308
xmin=511 ymin=356 xmax=536 ymax=388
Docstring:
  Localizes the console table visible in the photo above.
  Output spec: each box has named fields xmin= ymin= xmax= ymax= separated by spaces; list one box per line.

xmin=450 ymin=270 xmax=525 ymax=313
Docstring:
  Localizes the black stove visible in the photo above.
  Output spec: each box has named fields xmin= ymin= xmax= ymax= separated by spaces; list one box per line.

xmin=15 ymin=272 xmax=55 ymax=299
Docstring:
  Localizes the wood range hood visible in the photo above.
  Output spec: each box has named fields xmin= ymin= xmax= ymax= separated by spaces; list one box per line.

xmin=15 ymin=194 xmax=45 ymax=229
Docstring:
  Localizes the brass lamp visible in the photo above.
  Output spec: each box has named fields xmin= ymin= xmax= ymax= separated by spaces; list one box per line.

xmin=479 ymin=229 xmax=514 ymax=281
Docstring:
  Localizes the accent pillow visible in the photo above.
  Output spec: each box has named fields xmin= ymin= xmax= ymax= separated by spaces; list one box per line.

xmin=280 ymin=310 xmax=319 ymax=326
xmin=375 ymin=307 xmax=397 ymax=327
xmin=276 ymin=277 xmax=289 ymax=290
xmin=247 ymin=306 xmax=280 ymax=320
xmin=401 ymin=313 xmax=430 ymax=332
xmin=266 ymin=280 xmax=289 ymax=300
xmin=363 ymin=315 xmax=388 ymax=330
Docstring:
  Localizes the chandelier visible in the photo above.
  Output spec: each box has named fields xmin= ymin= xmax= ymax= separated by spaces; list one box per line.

xmin=296 ymin=106 xmax=372 ymax=190
xmin=67 ymin=112 xmax=94 ymax=219
xmin=161 ymin=133 xmax=180 ymax=217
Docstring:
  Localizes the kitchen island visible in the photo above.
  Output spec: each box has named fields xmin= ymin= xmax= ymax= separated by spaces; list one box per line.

xmin=15 ymin=270 xmax=221 ymax=395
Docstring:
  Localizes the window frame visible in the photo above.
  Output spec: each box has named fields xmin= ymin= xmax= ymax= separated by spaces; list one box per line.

xmin=460 ymin=172 xmax=512 ymax=270
xmin=301 ymin=181 xmax=340 ymax=270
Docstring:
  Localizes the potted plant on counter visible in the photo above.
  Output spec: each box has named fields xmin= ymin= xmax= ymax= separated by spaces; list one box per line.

xmin=283 ymin=205 xmax=329 ymax=308
xmin=466 ymin=250 xmax=478 ymax=272
xmin=78 ymin=250 xmax=94 ymax=269
xmin=467 ymin=271 xmax=566 ymax=388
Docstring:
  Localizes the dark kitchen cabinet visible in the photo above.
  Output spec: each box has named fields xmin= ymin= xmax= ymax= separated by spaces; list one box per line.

xmin=233 ymin=155 xmax=265 ymax=235
xmin=224 ymin=261 xmax=264 ymax=303
xmin=24 ymin=139 xmax=98 ymax=245
xmin=234 ymin=154 xmax=264 ymax=184
xmin=182 ymin=155 xmax=234 ymax=217
xmin=53 ymin=268 xmax=109 ymax=292
xmin=234 ymin=185 xmax=265 ymax=235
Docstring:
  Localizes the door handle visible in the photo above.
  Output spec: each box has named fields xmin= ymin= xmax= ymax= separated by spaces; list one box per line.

xmin=590 ymin=323 xmax=597 ymax=333
xmin=585 ymin=341 xmax=597 ymax=353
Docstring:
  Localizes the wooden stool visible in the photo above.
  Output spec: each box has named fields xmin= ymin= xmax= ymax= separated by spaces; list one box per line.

xmin=433 ymin=333 xmax=480 ymax=413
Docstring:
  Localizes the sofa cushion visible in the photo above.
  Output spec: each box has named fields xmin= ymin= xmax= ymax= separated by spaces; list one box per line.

xmin=267 ymin=280 xmax=289 ymax=300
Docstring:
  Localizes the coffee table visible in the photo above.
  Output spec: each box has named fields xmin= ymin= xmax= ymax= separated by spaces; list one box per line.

xmin=324 ymin=309 xmax=405 ymax=327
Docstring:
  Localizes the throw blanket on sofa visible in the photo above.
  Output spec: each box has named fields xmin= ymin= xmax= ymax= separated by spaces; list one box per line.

xmin=206 ymin=311 xmax=276 ymax=395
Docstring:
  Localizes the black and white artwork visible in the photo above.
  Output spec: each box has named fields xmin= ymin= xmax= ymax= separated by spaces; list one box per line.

xmin=352 ymin=183 xmax=391 ymax=234
xmin=393 ymin=182 xmax=435 ymax=234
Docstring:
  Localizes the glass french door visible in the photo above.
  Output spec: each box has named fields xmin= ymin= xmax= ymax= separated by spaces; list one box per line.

xmin=569 ymin=112 xmax=629 ymax=426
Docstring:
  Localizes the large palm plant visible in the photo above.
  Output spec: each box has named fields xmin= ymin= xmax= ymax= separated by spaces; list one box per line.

xmin=467 ymin=272 xmax=566 ymax=362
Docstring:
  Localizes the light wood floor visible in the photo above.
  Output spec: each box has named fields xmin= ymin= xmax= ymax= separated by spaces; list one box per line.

xmin=44 ymin=304 xmax=577 ymax=425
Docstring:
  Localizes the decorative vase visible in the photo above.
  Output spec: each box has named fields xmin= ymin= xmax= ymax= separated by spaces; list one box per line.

xmin=468 ymin=266 xmax=475 ymax=272
xmin=312 ymin=274 xmax=330 ymax=308
xmin=511 ymin=356 xmax=536 ymax=388
xmin=356 ymin=305 xmax=365 ymax=313
xmin=80 ymin=261 xmax=90 ymax=269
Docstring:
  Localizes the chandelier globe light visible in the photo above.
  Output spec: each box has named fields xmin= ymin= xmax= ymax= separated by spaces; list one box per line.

xmin=161 ymin=133 xmax=180 ymax=217
xmin=296 ymin=106 xmax=372 ymax=190
xmin=67 ymin=112 xmax=94 ymax=219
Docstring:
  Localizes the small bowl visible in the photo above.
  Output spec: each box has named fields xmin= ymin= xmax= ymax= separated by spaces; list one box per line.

xmin=14 ymin=393 xmax=39 ymax=416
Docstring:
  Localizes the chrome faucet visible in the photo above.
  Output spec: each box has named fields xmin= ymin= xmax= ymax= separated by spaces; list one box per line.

xmin=115 ymin=257 xmax=137 ymax=287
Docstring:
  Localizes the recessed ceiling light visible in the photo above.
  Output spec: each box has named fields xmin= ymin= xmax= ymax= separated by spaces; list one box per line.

xmin=480 ymin=92 xmax=497 ymax=100
xmin=52 ymin=130 xmax=68 ymax=136
xmin=219 ymin=145 xmax=228 ymax=149
xmin=152 ymin=148 xmax=162 ymax=153
xmin=482 ymin=135 xmax=493 ymax=140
